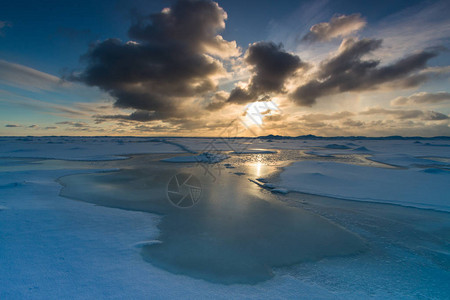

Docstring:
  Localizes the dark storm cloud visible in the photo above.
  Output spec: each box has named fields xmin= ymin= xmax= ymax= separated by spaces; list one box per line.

xmin=245 ymin=42 xmax=304 ymax=93
xmin=291 ymin=38 xmax=439 ymax=106
xmin=302 ymin=14 xmax=366 ymax=43
xmin=73 ymin=0 xmax=238 ymax=121
xmin=227 ymin=42 xmax=304 ymax=105
xmin=127 ymin=0 xmax=238 ymax=58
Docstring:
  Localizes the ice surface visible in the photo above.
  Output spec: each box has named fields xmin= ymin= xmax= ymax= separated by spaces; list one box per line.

xmin=161 ymin=152 xmax=229 ymax=163
xmin=2 ymin=137 xmax=449 ymax=161
xmin=57 ymin=160 xmax=366 ymax=284
xmin=0 ymin=136 xmax=185 ymax=160
xmin=1 ymin=137 xmax=449 ymax=298
xmin=230 ymin=150 xmax=277 ymax=154
xmin=278 ymin=161 xmax=450 ymax=211
xmin=305 ymin=150 xmax=334 ymax=157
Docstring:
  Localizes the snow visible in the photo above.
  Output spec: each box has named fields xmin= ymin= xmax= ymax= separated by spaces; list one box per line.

xmin=0 ymin=137 xmax=186 ymax=160
xmin=271 ymin=188 xmax=289 ymax=194
xmin=263 ymin=183 xmax=276 ymax=189
xmin=352 ymin=146 xmax=371 ymax=152
xmin=324 ymin=144 xmax=351 ymax=150
xmin=0 ymin=159 xmax=360 ymax=299
xmin=0 ymin=168 xmax=162 ymax=298
xmin=1 ymin=136 xmax=449 ymax=298
xmin=2 ymin=137 xmax=448 ymax=161
xmin=278 ymin=161 xmax=450 ymax=212
xmin=367 ymin=153 xmax=447 ymax=167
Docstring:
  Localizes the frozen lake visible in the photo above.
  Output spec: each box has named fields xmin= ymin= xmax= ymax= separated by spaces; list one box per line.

xmin=1 ymin=137 xmax=449 ymax=298
xmin=57 ymin=155 xmax=366 ymax=284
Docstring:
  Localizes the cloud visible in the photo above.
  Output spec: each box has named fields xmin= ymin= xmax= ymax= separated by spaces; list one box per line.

xmin=132 ymin=124 xmax=173 ymax=132
xmin=127 ymin=1 xmax=239 ymax=59
xmin=0 ymin=21 xmax=11 ymax=36
xmin=73 ymin=0 xmax=239 ymax=122
xmin=300 ymin=111 xmax=354 ymax=122
xmin=94 ymin=109 xmax=214 ymax=125
xmin=5 ymin=124 xmax=20 ymax=128
xmin=391 ymin=92 xmax=450 ymax=106
xmin=361 ymin=108 xmax=448 ymax=121
xmin=298 ymin=111 xmax=365 ymax=129
xmin=205 ymin=90 xmax=229 ymax=110
xmin=423 ymin=111 xmax=450 ymax=121
xmin=58 ymin=123 xmax=106 ymax=132
xmin=55 ymin=121 xmax=89 ymax=128
xmin=0 ymin=60 xmax=61 ymax=91
xmin=94 ymin=110 xmax=160 ymax=123
xmin=302 ymin=13 xmax=366 ymax=43
xmin=367 ymin=0 xmax=450 ymax=62
xmin=0 ymin=89 xmax=95 ymax=118
xmin=290 ymin=38 xmax=439 ymax=106
xmin=226 ymin=41 xmax=304 ymax=105
xmin=264 ymin=114 xmax=285 ymax=122
xmin=342 ymin=119 xmax=364 ymax=127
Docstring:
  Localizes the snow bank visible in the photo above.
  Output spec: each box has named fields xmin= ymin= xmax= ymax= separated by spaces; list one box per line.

xmin=271 ymin=188 xmax=289 ymax=194
xmin=279 ymin=161 xmax=450 ymax=211
xmin=368 ymin=153 xmax=447 ymax=167
xmin=352 ymin=146 xmax=371 ymax=152
xmin=324 ymin=144 xmax=351 ymax=150
xmin=0 ymin=158 xmax=364 ymax=298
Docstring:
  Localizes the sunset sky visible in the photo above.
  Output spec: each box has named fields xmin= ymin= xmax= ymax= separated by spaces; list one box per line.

xmin=1 ymin=0 xmax=449 ymax=136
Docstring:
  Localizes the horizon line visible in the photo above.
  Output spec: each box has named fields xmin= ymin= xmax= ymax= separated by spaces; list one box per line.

xmin=1 ymin=135 xmax=449 ymax=140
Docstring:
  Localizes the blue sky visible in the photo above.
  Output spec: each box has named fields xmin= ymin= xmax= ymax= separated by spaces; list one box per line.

xmin=0 ymin=0 xmax=427 ymax=73
xmin=1 ymin=0 xmax=449 ymax=136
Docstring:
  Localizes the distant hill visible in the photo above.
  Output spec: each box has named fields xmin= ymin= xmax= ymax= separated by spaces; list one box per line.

xmin=258 ymin=134 xmax=450 ymax=140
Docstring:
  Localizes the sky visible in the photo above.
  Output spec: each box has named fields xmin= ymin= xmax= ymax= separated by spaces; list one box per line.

xmin=1 ymin=0 xmax=449 ymax=137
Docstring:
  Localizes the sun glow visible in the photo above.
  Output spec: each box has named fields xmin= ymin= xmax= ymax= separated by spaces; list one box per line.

xmin=243 ymin=100 xmax=280 ymax=126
